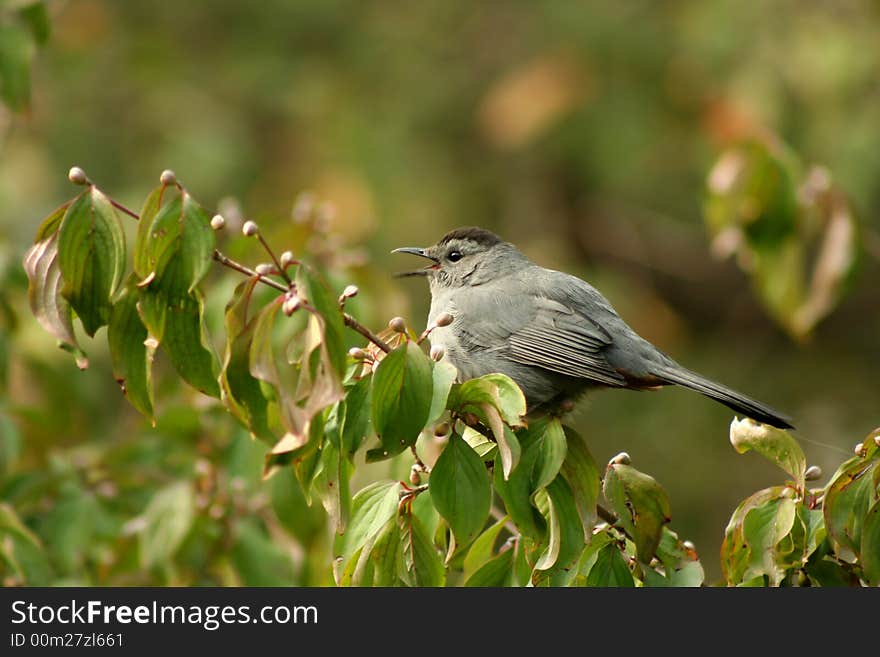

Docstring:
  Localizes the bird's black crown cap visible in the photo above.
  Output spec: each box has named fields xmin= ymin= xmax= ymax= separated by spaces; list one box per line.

xmin=437 ymin=226 xmax=503 ymax=248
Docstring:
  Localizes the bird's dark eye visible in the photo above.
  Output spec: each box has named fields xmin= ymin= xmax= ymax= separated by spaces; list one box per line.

xmin=447 ymin=250 xmax=463 ymax=262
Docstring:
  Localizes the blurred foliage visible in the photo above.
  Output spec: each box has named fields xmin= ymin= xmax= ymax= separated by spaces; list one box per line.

xmin=6 ymin=171 xmax=878 ymax=587
xmin=0 ymin=1 xmax=49 ymax=112
xmin=1 ymin=1 xmax=880 ymax=583
xmin=705 ymin=138 xmax=859 ymax=340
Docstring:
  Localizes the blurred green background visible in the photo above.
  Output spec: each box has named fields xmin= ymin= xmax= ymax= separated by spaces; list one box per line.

xmin=1 ymin=0 xmax=878 ymax=584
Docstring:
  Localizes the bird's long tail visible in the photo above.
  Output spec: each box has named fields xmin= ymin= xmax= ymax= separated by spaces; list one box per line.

xmin=656 ymin=365 xmax=794 ymax=430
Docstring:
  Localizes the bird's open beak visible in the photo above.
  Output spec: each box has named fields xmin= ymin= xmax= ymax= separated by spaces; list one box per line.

xmin=391 ymin=247 xmax=440 ymax=277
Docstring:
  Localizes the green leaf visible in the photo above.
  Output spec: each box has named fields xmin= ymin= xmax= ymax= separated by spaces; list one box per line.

xmin=219 ymin=277 xmax=273 ymax=442
xmin=560 ymin=425 xmax=599 ymax=539
xmin=461 ymin=425 xmax=497 ymax=460
xmin=19 ymin=2 xmax=51 ymax=44
xmin=0 ymin=23 xmax=34 ymax=111
xmin=297 ymin=265 xmax=347 ymax=377
xmin=133 ymin=184 xmax=169 ymax=279
xmin=495 ymin=424 xmax=521 ymax=480
xmin=139 ymin=282 xmax=220 ymax=397
xmin=370 ymin=341 xmax=433 ymax=458
xmin=859 ymin=499 xmax=880 ymax=586
xmin=463 ymin=515 xmax=509 ymax=581
xmin=22 ymin=202 xmax=88 ymax=368
xmin=108 ymin=276 xmax=155 ymax=421
xmin=57 ymin=187 xmax=126 ymax=336
xmin=339 ymin=375 xmax=371 ymax=457
xmin=368 ymin=516 xmax=402 ymax=586
xmin=269 ymin=468 xmax=325 ymax=546
xmin=447 ymin=372 xmax=527 ymax=427
xmin=334 ymin=480 xmax=400 ymax=563
xmin=312 ymin=442 xmax=353 ymax=535
xmin=721 ymin=486 xmax=784 ymax=585
xmin=39 ymin=482 xmax=103 ymax=576
xmin=138 ymin=481 xmax=195 ymax=569
xmin=426 ymin=358 xmax=457 ymax=427
xmin=527 ymin=417 xmax=567 ymax=492
xmin=132 ymin=185 xmax=220 ymax=397
xmin=493 ymin=442 xmax=545 ymax=539
xmin=824 ymin=454 xmax=878 ymax=557
xmin=429 ymin=431 xmax=491 ymax=551
xmin=741 ymin=496 xmax=797 ymax=586
xmin=464 ymin=549 xmax=514 ymax=587
xmin=249 ymin=286 xmax=344 ymax=450
xmin=729 ymin=417 xmax=806 ymax=489
xmin=533 ymin=476 xmax=586 ymax=584
xmin=603 ymin=463 xmax=672 ymax=562
xmin=646 ymin=528 xmax=705 ymax=587
xmin=586 ymin=544 xmax=634 ymax=587
xmin=805 ymin=555 xmax=858 ymax=587
xmin=0 ymin=502 xmax=42 ymax=551
xmin=134 ymin=187 xmax=215 ymax=292
xmin=230 ymin=518 xmax=296 ymax=586
xmin=399 ymin=512 xmax=445 ymax=586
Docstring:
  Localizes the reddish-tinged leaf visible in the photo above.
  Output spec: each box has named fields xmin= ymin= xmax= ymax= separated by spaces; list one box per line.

xmin=22 ymin=203 xmax=87 ymax=368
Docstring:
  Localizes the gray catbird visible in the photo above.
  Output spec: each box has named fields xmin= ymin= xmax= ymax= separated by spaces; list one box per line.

xmin=394 ymin=226 xmax=793 ymax=429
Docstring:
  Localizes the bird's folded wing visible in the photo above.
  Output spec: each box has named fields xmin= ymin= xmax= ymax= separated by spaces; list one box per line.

xmin=506 ymin=297 xmax=626 ymax=387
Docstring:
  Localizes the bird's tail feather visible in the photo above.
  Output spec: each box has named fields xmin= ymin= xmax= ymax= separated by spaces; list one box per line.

xmin=656 ymin=365 xmax=794 ymax=430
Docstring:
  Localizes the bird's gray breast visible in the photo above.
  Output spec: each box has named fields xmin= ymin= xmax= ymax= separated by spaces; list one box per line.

xmin=426 ymin=279 xmax=585 ymax=405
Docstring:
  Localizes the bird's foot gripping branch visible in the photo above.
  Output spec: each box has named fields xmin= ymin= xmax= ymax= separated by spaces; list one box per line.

xmin=19 ymin=168 xmax=880 ymax=586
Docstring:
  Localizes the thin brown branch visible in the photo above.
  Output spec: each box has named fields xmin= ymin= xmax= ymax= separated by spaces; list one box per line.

xmin=256 ymin=232 xmax=293 ymax=286
xmin=109 ymin=197 xmax=141 ymax=220
xmin=489 ymin=505 xmax=520 ymax=537
xmin=597 ymin=504 xmax=617 ymax=525
xmin=343 ymin=312 xmax=391 ymax=353
xmin=212 ymin=250 xmax=287 ymax=292
xmin=101 ymin=182 xmax=391 ymax=354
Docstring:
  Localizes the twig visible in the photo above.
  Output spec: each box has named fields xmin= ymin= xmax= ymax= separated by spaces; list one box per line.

xmin=410 ymin=446 xmax=428 ymax=473
xmin=212 ymin=250 xmax=287 ymax=292
xmin=100 ymin=183 xmax=392 ymax=354
xmin=343 ymin=312 xmax=391 ymax=353
xmin=596 ymin=504 xmax=617 ymax=525
xmin=489 ymin=505 xmax=520 ymax=537
xmin=255 ymin=231 xmax=293 ymax=286
xmin=109 ymin=198 xmax=140 ymax=220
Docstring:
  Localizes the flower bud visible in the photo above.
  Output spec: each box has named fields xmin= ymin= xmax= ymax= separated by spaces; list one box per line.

xmin=429 ymin=344 xmax=445 ymax=361
xmin=854 ymin=442 xmax=866 ymax=457
xmin=342 ymin=285 xmax=359 ymax=299
xmin=682 ymin=540 xmax=696 ymax=552
xmin=804 ymin=465 xmax=822 ymax=481
xmin=409 ymin=467 xmax=422 ymax=486
xmin=160 ymin=169 xmax=177 ymax=185
xmin=68 ymin=166 xmax=89 ymax=185
xmin=348 ymin=347 xmax=368 ymax=360
xmin=292 ymin=192 xmax=316 ymax=223
xmin=282 ymin=295 xmax=301 ymax=316
xmin=610 ymin=452 xmax=631 ymax=466
xmin=434 ymin=312 xmax=454 ymax=327
xmin=280 ymin=251 xmax=295 ymax=268
xmin=255 ymin=263 xmax=274 ymax=276
xmin=242 ymin=220 xmax=259 ymax=237
xmin=389 ymin=317 xmax=407 ymax=333
xmin=210 ymin=214 xmax=225 ymax=230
